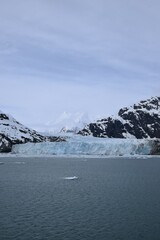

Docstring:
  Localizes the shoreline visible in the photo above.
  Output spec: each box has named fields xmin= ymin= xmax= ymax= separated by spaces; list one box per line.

xmin=0 ymin=153 xmax=160 ymax=159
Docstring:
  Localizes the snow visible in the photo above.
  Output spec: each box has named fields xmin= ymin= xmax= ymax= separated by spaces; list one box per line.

xmin=0 ymin=113 xmax=30 ymax=141
xmin=80 ymin=96 xmax=160 ymax=138
xmin=12 ymin=135 xmax=153 ymax=156
xmin=122 ymin=132 xmax=136 ymax=139
xmin=33 ymin=112 xmax=92 ymax=133
xmin=63 ymin=176 xmax=78 ymax=180
xmin=0 ymin=110 xmax=43 ymax=143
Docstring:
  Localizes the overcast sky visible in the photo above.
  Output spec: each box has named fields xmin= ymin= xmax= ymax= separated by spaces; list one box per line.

xmin=0 ymin=0 xmax=160 ymax=129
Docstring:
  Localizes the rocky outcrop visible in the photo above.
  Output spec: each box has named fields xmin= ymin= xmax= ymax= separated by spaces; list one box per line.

xmin=0 ymin=134 xmax=12 ymax=153
xmin=78 ymin=96 xmax=160 ymax=139
xmin=150 ymin=140 xmax=160 ymax=155
xmin=46 ymin=136 xmax=66 ymax=142
xmin=0 ymin=111 xmax=65 ymax=152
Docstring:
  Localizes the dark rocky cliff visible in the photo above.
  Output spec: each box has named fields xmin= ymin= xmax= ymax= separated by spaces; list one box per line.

xmin=78 ymin=96 xmax=160 ymax=139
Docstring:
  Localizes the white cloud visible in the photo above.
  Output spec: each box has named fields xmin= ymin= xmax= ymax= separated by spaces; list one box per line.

xmin=0 ymin=0 xmax=160 ymax=127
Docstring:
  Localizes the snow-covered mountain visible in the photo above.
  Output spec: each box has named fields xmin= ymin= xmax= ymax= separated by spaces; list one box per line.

xmin=0 ymin=104 xmax=160 ymax=155
xmin=39 ymin=112 xmax=92 ymax=134
xmin=0 ymin=110 xmax=65 ymax=152
xmin=78 ymin=96 xmax=160 ymax=139
xmin=0 ymin=111 xmax=45 ymax=144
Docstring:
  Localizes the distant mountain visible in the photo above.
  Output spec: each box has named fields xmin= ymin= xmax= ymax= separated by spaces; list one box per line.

xmin=41 ymin=112 xmax=92 ymax=134
xmin=0 ymin=110 xmax=65 ymax=152
xmin=78 ymin=96 xmax=160 ymax=139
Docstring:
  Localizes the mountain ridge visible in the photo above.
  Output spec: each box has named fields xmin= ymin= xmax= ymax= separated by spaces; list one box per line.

xmin=78 ymin=96 xmax=160 ymax=139
xmin=0 ymin=111 xmax=65 ymax=152
xmin=34 ymin=112 xmax=92 ymax=134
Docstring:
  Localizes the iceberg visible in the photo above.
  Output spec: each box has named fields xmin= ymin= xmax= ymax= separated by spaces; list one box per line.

xmin=12 ymin=135 xmax=154 ymax=157
xmin=63 ymin=176 xmax=78 ymax=180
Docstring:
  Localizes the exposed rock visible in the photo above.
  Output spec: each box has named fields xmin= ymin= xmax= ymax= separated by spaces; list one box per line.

xmin=46 ymin=136 xmax=67 ymax=142
xmin=150 ymin=140 xmax=160 ymax=155
xmin=78 ymin=96 xmax=160 ymax=139
xmin=0 ymin=134 xmax=12 ymax=153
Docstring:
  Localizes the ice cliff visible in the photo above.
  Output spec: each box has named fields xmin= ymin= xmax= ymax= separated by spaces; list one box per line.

xmin=12 ymin=135 xmax=156 ymax=156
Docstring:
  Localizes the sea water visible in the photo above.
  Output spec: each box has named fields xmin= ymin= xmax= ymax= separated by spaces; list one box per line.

xmin=0 ymin=156 xmax=160 ymax=240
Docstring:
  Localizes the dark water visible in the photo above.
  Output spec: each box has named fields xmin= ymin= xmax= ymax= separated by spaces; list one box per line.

xmin=0 ymin=157 xmax=160 ymax=240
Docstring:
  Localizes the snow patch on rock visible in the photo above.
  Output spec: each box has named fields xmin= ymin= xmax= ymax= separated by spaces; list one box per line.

xmin=79 ymin=96 xmax=160 ymax=139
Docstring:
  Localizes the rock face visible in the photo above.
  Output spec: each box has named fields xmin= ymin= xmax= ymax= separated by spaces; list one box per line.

xmin=0 ymin=110 xmax=65 ymax=152
xmin=150 ymin=140 xmax=160 ymax=155
xmin=0 ymin=134 xmax=12 ymax=153
xmin=78 ymin=96 xmax=160 ymax=139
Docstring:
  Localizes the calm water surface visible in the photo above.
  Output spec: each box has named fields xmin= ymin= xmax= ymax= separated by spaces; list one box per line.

xmin=0 ymin=156 xmax=160 ymax=240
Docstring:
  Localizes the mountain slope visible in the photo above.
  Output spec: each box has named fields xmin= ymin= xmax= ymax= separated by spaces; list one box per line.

xmin=0 ymin=110 xmax=65 ymax=152
xmin=0 ymin=111 xmax=45 ymax=144
xmin=38 ymin=112 xmax=92 ymax=134
xmin=78 ymin=96 xmax=160 ymax=139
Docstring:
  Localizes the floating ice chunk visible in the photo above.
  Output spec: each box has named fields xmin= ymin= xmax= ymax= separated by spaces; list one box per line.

xmin=63 ymin=176 xmax=78 ymax=180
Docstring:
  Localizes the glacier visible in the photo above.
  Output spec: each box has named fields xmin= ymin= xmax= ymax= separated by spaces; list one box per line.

xmin=12 ymin=135 xmax=154 ymax=157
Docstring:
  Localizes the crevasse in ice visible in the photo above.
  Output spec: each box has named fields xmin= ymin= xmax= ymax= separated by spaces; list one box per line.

xmin=12 ymin=135 xmax=153 ymax=156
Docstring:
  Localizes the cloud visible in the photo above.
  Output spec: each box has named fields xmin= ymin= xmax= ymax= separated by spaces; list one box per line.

xmin=0 ymin=0 xmax=160 ymax=127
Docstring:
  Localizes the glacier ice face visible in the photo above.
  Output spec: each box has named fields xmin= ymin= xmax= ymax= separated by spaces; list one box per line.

xmin=12 ymin=135 xmax=153 ymax=156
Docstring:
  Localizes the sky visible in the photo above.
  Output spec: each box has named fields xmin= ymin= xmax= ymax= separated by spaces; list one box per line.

xmin=0 ymin=0 xmax=160 ymax=130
